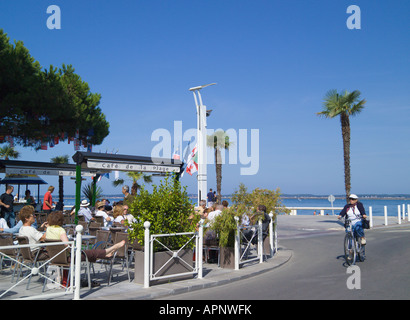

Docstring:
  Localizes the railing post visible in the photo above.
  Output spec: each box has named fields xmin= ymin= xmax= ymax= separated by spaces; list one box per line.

xmin=144 ymin=221 xmax=151 ymax=288
xmin=234 ymin=216 xmax=240 ymax=270
xmin=398 ymin=205 xmax=401 ymax=225
xmin=258 ymin=220 xmax=263 ymax=263
xmin=369 ymin=206 xmax=373 ymax=229
xmin=197 ymin=219 xmax=204 ymax=279
xmin=73 ymin=224 xmax=83 ymax=300
xmin=384 ymin=206 xmax=388 ymax=226
xmin=274 ymin=215 xmax=278 ymax=253
xmin=269 ymin=212 xmax=274 ymax=257
xmin=408 ymin=204 xmax=410 ymax=222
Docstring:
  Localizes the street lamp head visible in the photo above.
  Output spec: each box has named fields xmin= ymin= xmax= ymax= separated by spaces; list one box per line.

xmin=206 ymin=109 xmax=213 ymax=117
xmin=189 ymin=83 xmax=217 ymax=91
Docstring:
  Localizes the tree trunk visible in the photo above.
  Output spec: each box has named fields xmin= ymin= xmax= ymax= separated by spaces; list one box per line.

xmin=340 ymin=113 xmax=351 ymax=203
xmin=215 ymin=148 xmax=222 ymax=204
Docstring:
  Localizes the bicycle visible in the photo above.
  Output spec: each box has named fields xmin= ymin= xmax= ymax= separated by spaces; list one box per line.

xmin=342 ymin=218 xmax=366 ymax=265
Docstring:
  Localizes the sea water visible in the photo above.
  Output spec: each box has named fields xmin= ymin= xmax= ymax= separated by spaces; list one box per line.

xmin=280 ymin=197 xmax=410 ymax=216
xmin=61 ymin=195 xmax=410 ymax=217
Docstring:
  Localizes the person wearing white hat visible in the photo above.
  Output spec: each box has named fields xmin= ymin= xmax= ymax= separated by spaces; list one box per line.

xmin=70 ymin=199 xmax=95 ymax=222
xmin=338 ymin=194 xmax=367 ymax=245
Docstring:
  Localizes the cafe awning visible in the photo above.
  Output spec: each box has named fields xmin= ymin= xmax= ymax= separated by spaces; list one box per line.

xmin=72 ymin=151 xmax=183 ymax=174
xmin=0 ymin=173 xmax=48 ymax=185
xmin=0 ymin=159 xmax=108 ymax=177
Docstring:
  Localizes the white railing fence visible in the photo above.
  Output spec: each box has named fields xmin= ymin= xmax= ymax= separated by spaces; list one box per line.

xmin=278 ymin=204 xmax=410 ymax=227
xmin=143 ymin=220 xmax=204 ymax=288
xmin=234 ymin=212 xmax=277 ymax=270
xmin=142 ymin=214 xmax=278 ymax=287
xmin=0 ymin=225 xmax=85 ymax=300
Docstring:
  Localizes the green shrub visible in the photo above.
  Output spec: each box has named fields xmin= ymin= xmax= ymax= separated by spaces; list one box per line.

xmin=210 ymin=183 xmax=288 ymax=248
xmin=210 ymin=207 xmax=238 ymax=248
xmin=231 ymin=183 xmax=289 ymax=220
xmin=127 ymin=174 xmax=199 ymax=252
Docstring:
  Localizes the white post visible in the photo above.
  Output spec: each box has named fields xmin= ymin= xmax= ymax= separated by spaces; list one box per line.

xmin=320 ymin=210 xmax=325 ymax=216
xmin=269 ymin=212 xmax=274 ymax=257
xmin=144 ymin=221 xmax=151 ymax=288
xmin=234 ymin=216 xmax=240 ymax=270
xmin=274 ymin=215 xmax=278 ymax=253
xmin=197 ymin=219 xmax=204 ymax=279
xmin=197 ymin=90 xmax=207 ymax=206
xmin=190 ymin=85 xmax=215 ymax=205
xmin=384 ymin=206 xmax=388 ymax=226
xmin=408 ymin=204 xmax=410 ymax=222
xmin=402 ymin=204 xmax=406 ymax=219
xmin=398 ymin=205 xmax=401 ymax=225
xmin=258 ymin=220 xmax=263 ymax=263
xmin=73 ymin=224 xmax=83 ymax=300
xmin=369 ymin=206 xmax=373 ymax=229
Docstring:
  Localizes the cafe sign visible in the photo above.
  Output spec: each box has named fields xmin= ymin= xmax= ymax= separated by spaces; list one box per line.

xmin=5 ymin=167 xmax=95 ymax=177
xmin=87 ymin=160 xmax=180 ymax=173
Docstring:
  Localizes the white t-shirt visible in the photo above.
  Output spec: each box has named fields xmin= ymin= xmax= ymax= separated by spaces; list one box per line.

xmin=346 ymin=205 xmax=362 ymax=226
xmin=114 ymin=215 xmax=124 ymax=224
xmin=95 ymin=210 xmax=113 ymax=227
xmin=0 ymin=218 xmax=8 ymax=229
xmin=207 ymin=210 xmax=222 ymax=222
xmin=19 ymin=225 xmax=44 ymax=252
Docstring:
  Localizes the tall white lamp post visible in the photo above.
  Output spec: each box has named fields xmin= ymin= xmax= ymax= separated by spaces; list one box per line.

xmin=189 ymin=83 xmax=216 ymax=205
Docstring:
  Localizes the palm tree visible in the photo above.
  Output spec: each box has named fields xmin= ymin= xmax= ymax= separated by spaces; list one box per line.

xmin=50 ymin=155 xmax=69 ymax=210
xmin=317 ymin=89 xmax=366 ymax=202
xmin=113 ymin=171 xmax=153 ymax=195
xmin=207 ymin=130 xmax=232 ymax=204
xmin=82 ymin=182 xmax=103 ymax=203
xmin=0 ymin=145 xmax=20 ymax=160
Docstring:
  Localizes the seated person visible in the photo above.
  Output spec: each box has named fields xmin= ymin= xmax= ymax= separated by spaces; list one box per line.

xmin=122 ymin=205 xmax=136 ymax=225
xmin=112 ymin=204 xmax=134 ymax=225
xmin=70 ymin=200 xmax=95 ymax=222
xmin=24 ymin=190 xmax=36 ymax=205
xmin=0 ymin=217 xmax=9 ymax=230
xmin=242 ymin=205 xmax=271 ymax=244
xmin=0 ymin=207 xmax=42 ymax=234
xmin=94 ymin=201 xmax=113 ymax=227
xmin=206 ymin=204 xmax=224 ymax=224
xmin=46 ymin=211 xmax=126 ymax=263
xmin=101 ymin=199 xmax=113 ymax=212
xmin=18 ymin=205 xmax=48 ymax=259
xmin=194 ymin=200 xmax=207 ymax=219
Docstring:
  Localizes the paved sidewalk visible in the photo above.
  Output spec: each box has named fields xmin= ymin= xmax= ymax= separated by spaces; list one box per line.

xmin=80 ymin=247 xmax=292 ymax=300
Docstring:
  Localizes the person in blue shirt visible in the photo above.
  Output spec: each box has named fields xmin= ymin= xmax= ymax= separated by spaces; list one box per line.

xmin=207 ymin=189 xmax=214 ymax=207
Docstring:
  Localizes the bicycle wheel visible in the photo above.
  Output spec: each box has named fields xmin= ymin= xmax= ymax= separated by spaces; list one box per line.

xmin=344 ymin=233 xmax=357 ymax=265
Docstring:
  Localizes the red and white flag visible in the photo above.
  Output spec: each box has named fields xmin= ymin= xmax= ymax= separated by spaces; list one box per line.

xmin=185 ymin=145 xmax=198 ymax=176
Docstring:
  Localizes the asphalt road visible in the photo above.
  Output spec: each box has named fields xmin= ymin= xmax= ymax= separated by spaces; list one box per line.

xmin=162 ymin=225 xmax=410 ymax=300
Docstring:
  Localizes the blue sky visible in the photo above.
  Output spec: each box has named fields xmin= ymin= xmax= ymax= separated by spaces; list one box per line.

xmin=1 ymin=0 xmax=409 ymax=197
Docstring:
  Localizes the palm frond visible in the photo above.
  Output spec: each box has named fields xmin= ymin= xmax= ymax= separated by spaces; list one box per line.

xmin=0 ymin=145 xmax=20 ymax=160
xmin=207 ymin=130 xmax=232 ymax=150
xmin=112 ymin=178 xmax=125 ymax=187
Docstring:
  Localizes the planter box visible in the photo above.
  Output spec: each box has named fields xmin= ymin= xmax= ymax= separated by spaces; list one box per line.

xmin=219 ymin=247 xmax=235 ymax=269
xmin=134 ymin=249 xmax=194 ymax=285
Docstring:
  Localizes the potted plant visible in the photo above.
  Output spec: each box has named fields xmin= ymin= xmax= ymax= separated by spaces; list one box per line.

xmin=229 ymin=183 xmax=289 ymax=258
xmin=208 ymin=207 xmax=238 ymax=269
xmin=127 ymin=174 xmax=200 ymax=284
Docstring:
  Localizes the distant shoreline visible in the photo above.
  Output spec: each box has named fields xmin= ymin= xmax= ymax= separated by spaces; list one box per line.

xmin=60 ymin=194 xmax=410 ymax=201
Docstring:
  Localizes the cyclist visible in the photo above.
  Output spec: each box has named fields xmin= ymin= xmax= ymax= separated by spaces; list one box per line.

xmin=338 ymin=194 xmax=367 ymax=245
